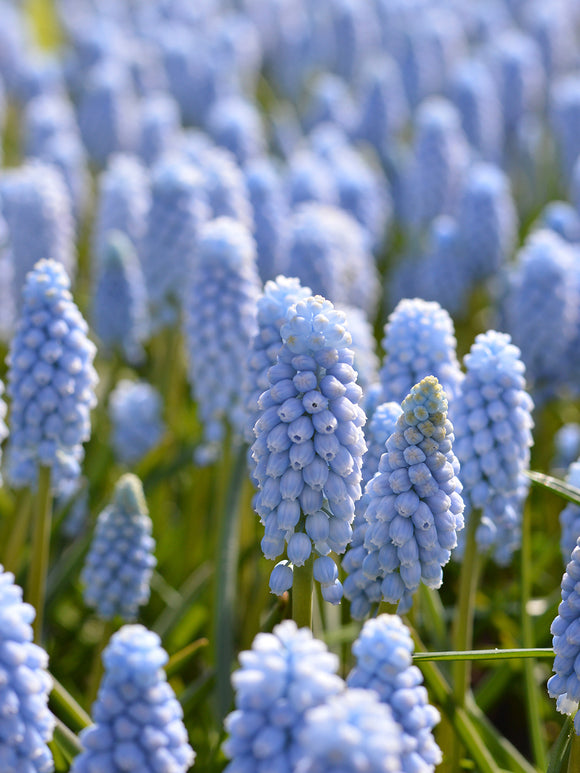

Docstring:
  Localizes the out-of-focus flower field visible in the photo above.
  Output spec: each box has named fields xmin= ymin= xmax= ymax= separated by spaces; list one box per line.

xmin=2 ymin=0 xmax=580 ymax=770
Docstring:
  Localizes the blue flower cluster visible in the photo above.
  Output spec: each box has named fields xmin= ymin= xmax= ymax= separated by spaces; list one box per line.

xmin=361 ymin=401 xmax=404 ymax=488
xmin=82 ymin=474 xmax=156 ymax=621
xmin=137 ymin=92 xmax=180 ymax=167
xmin=548 ymin=539 xmax=580 ymax=735
xmin=244 ymin=275 xmax=311 ymax=446
xmin=72 ymin=624 xmax=195 ymax=772
xmin=199 ymin=146 xmax=254 ymax=229
xmin=287 ymin=202 xmax=380 ymax=318
xmin=141 ymin=156 xmax=209 ymax=330
xmin=453 ymin=331 xmax=534 ymax=564
xmin=109 ymin=379 xmax=165 ymax=467
xmin=0 ymin=567 xmax=55 ymax=772
xmin=553 ymin=424 xmax=580 ymax=473
xmin=339 ymin=305 xmax=380 ymax=392
xmin=1 ymin=161 xmax=75 ymax=307
xmin=347 ymin=614 xmax=442 ymax=771
xmin=559 ymin=461 xmax=580 ymax=565
xmin=361 ymin=376 xmax=464 ymax=613
xmin=502 ymin=230 xmax=577 ymax=400
xmin=6 ymin=258 xmax=98 ymax=491
xmin=294 ymin=689 xmax=403 ymax=773
xmin=380 ymin=298 xmax=464 ymax=406
xmin=251 ymin=294 xmax=366 ymax=600
xmin=207 ymin=94 xmax=266 ymax=167
xmin=92 ymin=230 xmax=149 ymax=364
xmin=223 ymin=619 xmax=344 ymax=772
xmin=185 ymin=217 xmax=261 ymax=463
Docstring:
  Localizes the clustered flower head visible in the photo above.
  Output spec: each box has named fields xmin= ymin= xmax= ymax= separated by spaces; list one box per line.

xmin=0 ymin=567 xmax=55 ymax=772
xmin=361 ymin=376 xmax=464 ymax=613
xmin=380 ymin=297 xmax=464 ymax=406
xmin=72 ymin=624 xmax=195 ymax=772
xmin=6 ymin=258 xmax=98 ymax=491
xmin=109 ymin=379 xmax=165 ymax=467
xmin=548 ymin=538 xmax=580 ymax=734
xmin=251 ymin=294 xmax=367 ymax=602
xmin=453 ymin=330 xmax=534 ymax=564
xmin=81 ymin=474 xmax=156 ymax=621
xmin=222 ymin=619 xmax=345 ymax=772
xmin=185 ymin=216 xmax=261 ymax=464
xmin=347 ymin=614 xmax=442 ymax=771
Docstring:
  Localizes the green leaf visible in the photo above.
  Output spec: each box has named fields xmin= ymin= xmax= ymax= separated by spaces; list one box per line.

xmin=547 ymin=716 xmax=574 ymax=773
xmin=525 ymin=471 xmax=580 ymax=506
xmin=412 ymin=647 xmax=553 ymax=662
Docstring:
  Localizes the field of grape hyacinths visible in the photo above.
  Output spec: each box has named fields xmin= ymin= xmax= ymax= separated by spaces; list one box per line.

xmin=8 ymin=0 xmax=580 ymax=771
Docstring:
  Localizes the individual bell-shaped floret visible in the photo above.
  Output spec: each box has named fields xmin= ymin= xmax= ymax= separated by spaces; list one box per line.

xmin=295 ymin=688 xmax=403 ymax=773
xmin=222 ymin=620 xmax=344 ymax=772
xmin=347 ymin=614 xmax=441 ymax=771
xmin=453 ymin=331 xmax=534 ymax=564
xmin=380 ymin=298 xmax=464 ymax=406
xmin=244 ymin=157 xmax=290 ymax=282
xmin=559 ymin=461 xmax=580 ymax=565
xmin=362 ymin=376 xmax=464 ymax=613
xmin=92 ymin=154 xmax=151 ymax=270
xmin=251 ymin=295 xmax=366 ymax=600
xmin=287 ymin=203 xmax=380 ymax=319
xmin=72 ymin=624 xmax=195 ymax=771
xmin=1 ymin=161 xmax=76 ymax=308
xmin=184 ymin=217 xmax=261 ymax=463
xmin=81 ymin=475 xmax=156 ymax=621
xmin=6 ymin=259 xmax=98 ymax=491
xmin=92 ymin=230 xmax=149 ymax=363
xmin=77 ymin=59 xmax=139 ymax=167
xmin=243 ymin=275 xmax=312 ymax=445
xmin=501 ymin=230 xmax=579 ymax=399
xmin=0 ymin=567 xmax=55 ymax=772
xmin=109 ymin=380 xmax=165 ymax=467
xmin=141 ymin=155 xmax=210 ymax=330
xmin=456 ymin=162 xmax=518 ymax=284
xmin=548 ymin=539 xmax=580 ymax=734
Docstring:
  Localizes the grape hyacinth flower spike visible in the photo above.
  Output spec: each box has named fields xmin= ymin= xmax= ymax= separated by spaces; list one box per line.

xmin=548 ymin=538 xmax=580 ymax=734
xmin=6 ymin=258 xmax=98 ymax=491
xmin=81 ymin=474 xmax=156 ymax=621
xmin=0 ymin=567 xmax=55 ymax=772
xmin=72 ymin=624 xmax=195 ymax=772
xmin=251 ymin=294 xmax=367 ymax=607
xmin=109 ymin=379 xmax=165 ymax=467
xmin=223 ymin=620 xmax=344 ymax=772
xmin=347 ymin=614 xmax=442 ymax=771
xmin=362 ymin=376 xmax=464 ymax=613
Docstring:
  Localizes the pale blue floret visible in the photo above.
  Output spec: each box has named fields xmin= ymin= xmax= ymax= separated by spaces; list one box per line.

xmin=92 ymin=230 xmax=149 ymax=363
xmin=185 ymin=217 xmax=261 ymax=463
xmin=92 ymin=154 xmax=151 ymax=270
xmin=109 ymin=379 xmax=165 ymax=466
xmin=1 ymin=161 xmax=76 ymax=308
xmin=453 ymin=331 xmax=534 ymax=564
xmin=287 ymin=203 xmax=380 ymax=319
xmin=347 ymin=614 xmax=442 ymax=771
xmin=72 ymin=624 xmax=195 ymax=772
xmin=379 ymin=298 xmax=464 ymax=407
xmin=141 ymin=155 xmax=210 ymax=330
xmin=559 ymin=462 xmax=580 ymax=565
xmin=0 ymin=567 xmax=55 ymax=772
xmin=223 ymin=620 xmax=344 ymax=772
xmin=548 ymin=539 xmax=580 ymax=735
xmin=82 ymin=474 xmax=156 ymax=621
xmin=294 ymin=688 xmax=403 ymax=773
xmin=361 ymin=376 xmax=464 ymax=613
xmin=6 ymin=258 xmax=98 ymax=491
xmin=251 ymin=295 xmax=367 ymax=599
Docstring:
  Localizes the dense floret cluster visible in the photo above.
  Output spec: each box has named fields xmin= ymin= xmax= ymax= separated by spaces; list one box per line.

xmin=109 ymin=379 xmax=165 ymax=466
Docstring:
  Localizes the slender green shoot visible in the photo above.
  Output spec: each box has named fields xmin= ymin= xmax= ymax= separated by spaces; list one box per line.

xmin=28 ymin=466 xmax=53 ymax=642
xmin=292 ymin=552 xmax=314 ymax=629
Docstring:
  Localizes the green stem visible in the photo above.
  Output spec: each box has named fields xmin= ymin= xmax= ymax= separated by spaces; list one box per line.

xmin=214 ymin=444 xmax=248 ymax=720
xmin=28 ymin=467 xmax=53 ymax=642
xmin=568 ymin=729 xmax=580 ymax=773
xmin=52 ymin=717 xmax=83 ymax=762
xmin=87 ymin=620 xmax=117 ymax=705
xmin=452 ymin=507 xmax=482 ymax=706
xmin=3 ymin=489 xmax=32 ymax=575
xmin=50 ymin=677 xmax=92 ymax=732
xmin=521 ymin=499 xmax=548 ymax=770
xmin=292 ymin=553 xmax=314 ymax=629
